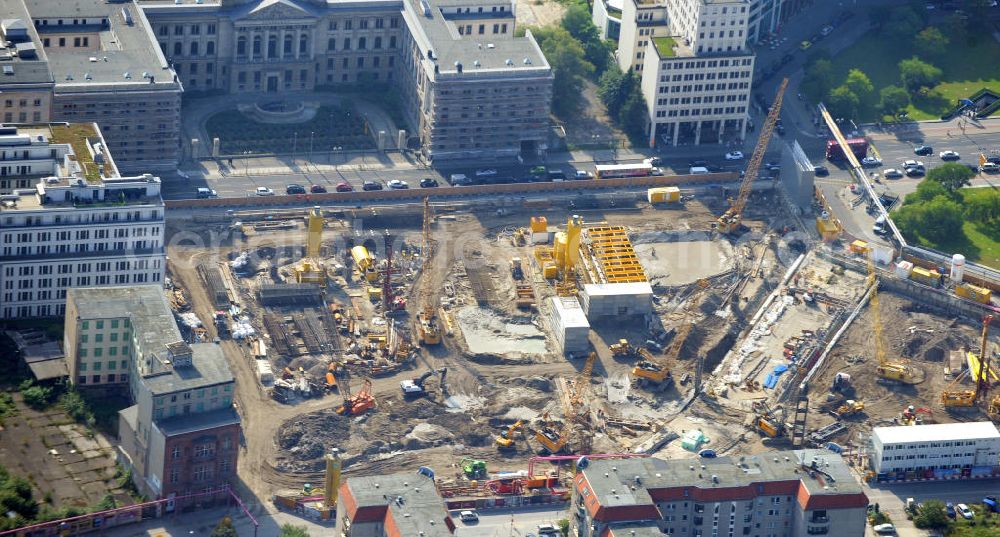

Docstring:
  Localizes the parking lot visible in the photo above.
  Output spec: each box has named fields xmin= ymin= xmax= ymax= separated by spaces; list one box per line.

xmin=450 ymin=506 xmax=567 ymax=537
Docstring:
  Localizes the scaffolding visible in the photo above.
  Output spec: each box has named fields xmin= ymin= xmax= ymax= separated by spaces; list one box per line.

xmin=584 ymin=226 xmax=648 ymax=284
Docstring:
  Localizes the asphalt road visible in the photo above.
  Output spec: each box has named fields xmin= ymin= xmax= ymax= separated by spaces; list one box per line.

xmin=451 ymin=506 xmax=568 ymax=537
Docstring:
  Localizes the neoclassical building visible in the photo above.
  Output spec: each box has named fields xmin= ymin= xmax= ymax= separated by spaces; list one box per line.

xmin=139 ymin=0 xmax=553 ymax=161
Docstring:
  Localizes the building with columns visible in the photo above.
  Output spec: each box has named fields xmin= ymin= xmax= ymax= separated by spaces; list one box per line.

xmin=138 ymin=0 xmax=552 ymax=161
xmin=617 ymin=0 xmax=754 ymax=147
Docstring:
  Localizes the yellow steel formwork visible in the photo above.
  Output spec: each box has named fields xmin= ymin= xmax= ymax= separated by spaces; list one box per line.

xmin=585 ymin=226 xmax=648 ymax=283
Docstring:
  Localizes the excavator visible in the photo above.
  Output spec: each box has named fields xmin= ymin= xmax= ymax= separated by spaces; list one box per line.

xmin=833 ymin=399 xmax=865 ymax=418
xmin=631 ymin=280 xmax=710 ymax=391
xmin=495 ymin=420 xmax=524 ymax=450
xmin=716 ymin=79 xmax=787 ymax=234
xmin=941 ymin=315 xmax=992 ymax=407
xmin=460 ymin=457 xmax=487 ymax=479
xmin=613 ymin=339 xmax=669 ymax=386
xmin=752 ymin=400 xmax=785 ymax=438
xmin=867 ymin=251 xmax=922 ymax=384
xmin=533 ymin=352 xmax=597 ymax=454
xmin=335 ymin=378 xmax=376 ymax=416
xmin=416 ymin=198 xmax=442 ymax=345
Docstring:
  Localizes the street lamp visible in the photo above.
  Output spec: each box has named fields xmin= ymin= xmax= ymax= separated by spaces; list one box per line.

xmin=309 ymin=131 xmax=315 ymax=160
xmin=292 ymin=131 xmax=298 ymax=159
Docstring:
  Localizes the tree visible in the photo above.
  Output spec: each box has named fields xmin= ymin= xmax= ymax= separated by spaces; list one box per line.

xmin=844 ymin=69 xmax=875 ymax=108
xmin=827 ymin=85 xmax=860 ymax=119
xmin=894 ymin=195 xmax=965 ymax=244
xmin=965 ymin=189 xmax=1000 ymax=226
xmin=561 ymin=5 xmax=612 ymax=75
xmin=926 ymin=162 xmax=974 ymax=194
xmin=619 ymin=88 xmax=648 ymax=140
xmin=913 ymin=500 xmax=950 ymax=529
xmin=904 ymin=178 xmax=950 ymax=205
xmin=878 ymin=85 xmax=911 ymax=116
xmin=899 ymin=56 xmax=943 ymax=92
xmin=278 ymin=524 xmax=310 ymax=537
xmin=801 ymin=59 xmax=835 ymax=103
xmin=530 ymin=26 xmax=594 ymax=117
xmin=597 ymin=67 xmax=630 ymax=119
xmin=886 ymin=6 xmax=924 ymax=41
xmin=915 ymin=26 xmax=949 ymax=58
xmin=211 ymin=517 xmax=238 ymax=537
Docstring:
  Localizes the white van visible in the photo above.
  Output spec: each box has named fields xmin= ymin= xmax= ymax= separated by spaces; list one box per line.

xmin=196 ymin=187 xmax=218 ymax=199
xmin=689 ymin=166 xmax=709 ymax=175
xmin=873 ymin=215 xmax=888 ymax=235
xmin=981 ymin=162 xmax=999 ymax=174
xmin=449 ymin=173 xmax=470 ymax=185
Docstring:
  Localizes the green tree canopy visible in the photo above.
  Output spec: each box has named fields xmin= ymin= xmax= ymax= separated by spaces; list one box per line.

xmin=561 ymin=5 xmax=612 ymax=75
xmin=801 ymin=59 xmax=835 ymax=103
xmin=899 ymin=56 xmax=943 ymax=92
xmin=915 ymin=26 xmax=949 ymax=58
xmin=279 ymin=524 xmax=310 ymax=537
xmin=598 ymin=67 xmax=631 ymax=119
xmin=913 ymin=500 xmax=949 ymax=529
xmin=965 ymin=188 xmax=1000 ymax=226
xmin=926 ymin=162 xmax=974 ymax=193
xmin=844 ymin=69 xmax=875 ymax=107
xmin=619 ymin=89 xmax=648 ymax=140
xmin=211 ymin=517 xmax=238 ymax=537
xmin=904 ymin=178 xmax=950 ymax=205
xmin=827 ymin=85 xmax=860 ymax=119
xmin=886 ymin=6 xmax=925 ymax=42
xmin=531 ymin=26 xmax=594 ymax=117
xmin=895 ymin=195 xmax=965 ymax=244
xmin=878 ymin=85 xmax=910 ymax=116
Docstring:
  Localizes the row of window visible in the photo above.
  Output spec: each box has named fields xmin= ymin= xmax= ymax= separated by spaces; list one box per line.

xmin=456 ymin=23 xmax=509 ymax=36
xmin=167 ymin=460 xmax=232 ymax=485
xmin=327 ymin=17 xmax=401 ymax=31
xmin=657 ymin=93 xmax=748 ymax=106
xmin=158 ymin=24 xmax=217 ymax=37
xmin=3 ymin=99 xmax=44 ymax=108
xmin=327 ymin=35 xmax=397 ymax=51
xmin=10 ymin=258 xmax=154 ymax=279
xmin=3 ymin=226 xmax=159 ymax=243
xmin=654 ymin=106 xmax=747 ymax=118
xmin=2 ymin=303 xmax=64 ymax=319
xmin=1 ymin=240 xmax=160 ymax=257
xmin=664 ymin=58 xmax=754 ymax=70
xmin=3 ymin=211 xmax=162 ymax=228
xmin=2 ymin=273 xmax=159 ymax=301
xmin=883 ymin=440 xmax=985 ymax=449
xmin=886 ymin=453 xmax=981 ymax=461
xmin=78 ymin=358 xmax=129 ymax=370
xmin=163 ymin=41 xmax=216 ymax=57
xmin=2 ymin=112 xmax=42 ymax=123
xmin=658 ymin=82 xmax=750 ymax=94
xmin=41 ymin=36 xmax=90 ymax=48
xmin=77 ymin=373 xmax=128 ymax=385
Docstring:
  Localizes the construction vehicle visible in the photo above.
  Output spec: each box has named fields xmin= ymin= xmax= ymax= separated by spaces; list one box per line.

xmin=900 ymin=405 xmax=932 ymax=426
xmin=833 ymin=399 xmax=865 ymax=418
xmin=609 ymin=339 xmax=637 ymax=357
xmin=867 ymin=251 xmax=922 ymax=384
xmin=534 ymin=352 xmax=597 ymax=454
xmin=752 ymin=400 xmax=785 ymax=438
xmin=416 ymin=199 xmax=442 ymax=345
xmin=460 ymin=457 xmax=487 ymax=479
xmin=717 ymin=79 xmax=788 ymax=234
xmin=400 ymin=370 xmax=437 ymax=398
xmin=612 ymin=338 xmax=669 ymax=386
xmin=510 ymin=257 xmax=524 ymax=280
xmin=495 ymin=420 xmax=524 ymax=450
xmin=335 ymin=378 xmax=376 ymax=416
xmin=942 ymin=315 xmax=993 ymax=407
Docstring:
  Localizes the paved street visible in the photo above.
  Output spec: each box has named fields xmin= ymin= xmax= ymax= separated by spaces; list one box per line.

xmin=451 ymin=506 xmax=568 ymax=537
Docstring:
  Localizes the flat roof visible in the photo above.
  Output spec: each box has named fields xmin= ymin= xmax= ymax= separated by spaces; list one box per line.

xmin=582 ymin=282 xmax=654 ymax=296
xmin=345 ymin=472 xmax=451 ymax=536
xmin=550 ymin=296 xmax=590 ymax=329
xmin=873 ymin=422 xmax=1000 ymax=445
xmin=157 ymin=406 xmax=240 ymax=437
xmin=0 ymin=1 xmax=54 ymax=86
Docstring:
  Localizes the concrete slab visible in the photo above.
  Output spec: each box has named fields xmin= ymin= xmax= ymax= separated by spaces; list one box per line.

xmin=633 ymin=239 xmax=734 ymax=287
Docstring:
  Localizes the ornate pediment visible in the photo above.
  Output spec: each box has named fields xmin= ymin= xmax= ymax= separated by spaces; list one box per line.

xmin=242 ymin=0 xmax=314 ymax=21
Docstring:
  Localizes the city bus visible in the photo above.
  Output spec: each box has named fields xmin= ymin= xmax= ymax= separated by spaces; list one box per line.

xmin=594 ymin=163 xmax=654 ymax=179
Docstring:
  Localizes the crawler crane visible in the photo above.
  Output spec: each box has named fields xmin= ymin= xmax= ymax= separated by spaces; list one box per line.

xmin=867 ymin=252 xmax=921 ymax=384
xmin=942 ymin=315 xmax=992 ymax=407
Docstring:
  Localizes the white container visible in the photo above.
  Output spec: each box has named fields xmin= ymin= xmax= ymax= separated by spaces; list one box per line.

xmin=530 ymin=232 xmax=550 ymax=245
xmin=951 ymin=253 xmax=965 ymax=283
xmin=894 ymin=260 xmax=914 ymax=279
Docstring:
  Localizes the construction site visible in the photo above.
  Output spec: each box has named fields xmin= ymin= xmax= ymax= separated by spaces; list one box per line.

xmin=159 ymin=80 xmax=1000 ymax=519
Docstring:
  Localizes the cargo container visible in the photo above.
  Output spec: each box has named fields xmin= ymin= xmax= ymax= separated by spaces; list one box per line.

xmin=910 ymin=266 xmax=940 ymax=286
xmin=956 ymin=282 xmax=992 ymax=304
xmin=849 ymin=240 xmax=869 ymax=254
xmin=647 ymin=186 xmax=681 ymax=203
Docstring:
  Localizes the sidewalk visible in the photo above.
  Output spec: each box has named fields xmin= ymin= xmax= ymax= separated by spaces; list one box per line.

xmin=865 ymin=116 xmax=1000 ymax=141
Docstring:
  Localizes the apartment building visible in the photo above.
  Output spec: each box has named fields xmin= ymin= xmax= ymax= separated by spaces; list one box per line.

xmin=619 ymin=0 xmax=754 ymax=146
xmin=0 ymin=123 xmax=166 ymax=320
xmin=66 ymin=286 xmax=240 ymax=501
xmin=591 ymin=0 xmax=623 ymax=41
xmin=870 ymin=422 xmax=1000 ymax=478
xmin=572 ymin=450 xmax=868 ymax=537
xmin=0 ymin=0 xmax=183 ymax=173
xmin=337 ymin=471 xmax=455 ymax=536
xmin=137 ymin=0 xmax=552 ymax=161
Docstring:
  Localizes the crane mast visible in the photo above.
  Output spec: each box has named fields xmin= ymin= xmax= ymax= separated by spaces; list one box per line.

xmin=717 ymin=78 xmax=788 ymax=234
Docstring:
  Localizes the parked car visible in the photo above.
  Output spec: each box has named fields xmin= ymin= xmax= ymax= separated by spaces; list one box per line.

xmin=459 ymin=510 xmax=479 ymax=523
xmin=939 ymin=150 xmax=961 ymax=160
xmin=902 ymin=160 xmax=925 ymax=170
xmin=913 ymin=145 xmax=933 ymax=156
xmin=255 ymin=186 xmax=274 ymax=196
xmin=905 ymin=167 xmax=925 ymax=177
xmin=946 ymin=502 xmax=956 ymax=518
xmin=861 ymin=156 xmax=883 ymax=167
xmin=765 ymin=162 xmax=781 ymax=172
xmin=196 ymin=187 xmax=218 ymax=199
xmin=799 ymin=40 xmax=812 ymax=50
xmin=387 ymin=179 xmax=409 ymax=189
xmin=362 ymin=180 xmax=383 ymax=191
xmin=725 ymin=151 xmax=744 ymax=160
xmin=813 ymin=165 xmax=829 ymax=176
xmin=984 ymin=496 xmax=998 ymax=513
xmin=285 ymin=184 xmax=306 ymax=195
xmin=982 ymin=162 xmax=1000 ymax=174
xmin=449 ymin=173 xmax=471 ymax=185
xmin=475 ymin=168 xmax=497 ymax=177
xmin=419 ymin=177 xmax=439 ymax=188
xmin=335 ymin=182 xmax=353 ymax=192
xmin=957 ymin=503 xmax=974 ymax=520
xmin=698 ymin=449 xmax=717 ymax=458
xmin=645 ymin=157 xmax=663 ymax=166
xmin=689 ymin=159 xmax=709 ymax=167
xmin=574 ymin=170 xmax=594 ymax=180
xmin=309 ymin=184 xmax=328 ymax=193
xmin=873 ymin=523 xmax=895 ymax=535
xmin=883 ymin=168 xmax=904 ymax=179
xmin=820 ymin=24 xmax=834 ymax=36
xmin=536 ymin=524 xmax=559 ymax=537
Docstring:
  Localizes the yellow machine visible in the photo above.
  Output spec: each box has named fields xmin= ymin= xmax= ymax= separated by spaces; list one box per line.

xmin=416 ymin=198 xmax=441 ymax=345
xmin=753 ymin=400 xmax=784 ymax=438
xmin=834 ymin=399 xmax=865 ymax=418
xmin=351 ymin=245 xmax=379 ymax=282
xmin=552 ymin=215 xmax=583 ymax=297
xmin=533 ymin=352 xmax=597 ymax=454
xmin=868 ymin=252 xmax=921 ymax=384
xmin=495 ymin=420 xmax=524 ymax=450
xmin=609 ymin=339 xmax=633 ymax=357
xmin=294 ymin=206 xmax=327 ymax=284
xmin=942 ymin=315 xmax=992 ymax=407
xmin=717 ymin=79 xmax=787 ymax=234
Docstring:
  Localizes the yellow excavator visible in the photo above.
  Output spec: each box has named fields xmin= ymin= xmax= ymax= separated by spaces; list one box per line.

xmin=716 ymin=79 xmax=786 ymax=234
xmin=495 ymin=420 xmax=524 ymax=450
xmin=833 ymin=399 xmax=865 ymax=418
xmin=942 ymin=315 xmax=992 ymax=407
xmin=533 ymin=352 xmax=597 ymax=454
xmin=867 ymin=251 xmax=921 ymax=384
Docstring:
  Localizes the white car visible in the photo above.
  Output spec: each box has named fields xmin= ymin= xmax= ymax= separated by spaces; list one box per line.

xmin=957 ymin=503 xmax=974 ymax=520
xmin=475 ymin=168 xmax=497 ymax=177
xmin=902 ymin=159 xmax=925 ymax=170
xmin=574 ymin=170 xmax=593 ymax=179
xmin=861 ymin=156 xmax=882 ymax=167
xmin=873 ymin=523 xmax=895 ymax=534
xmin=725 ymin=151 xmax=744 ymax=160
xmin=939 ymin=150 xmax=961 ymax=160
xmin=255 ymin=186 xmax=274 ymax=196
xmin=883 ymin=168 xmax=904 ymax=179
xmin=459 ymin=510 xmax=479 ymax=523
xmin=387 ymin=179 xmax=409 ymax=189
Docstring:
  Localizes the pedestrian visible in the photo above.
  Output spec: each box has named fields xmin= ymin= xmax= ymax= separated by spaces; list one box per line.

xmin=947 ymin=131 xmax=952 ymax=138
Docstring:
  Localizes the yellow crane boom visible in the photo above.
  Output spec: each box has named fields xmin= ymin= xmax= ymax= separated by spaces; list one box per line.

xmin=417 ymin=198 xmax=441 ymax=345
xmin=868 ymin=252 xmax=920 ymax=384
xmin=942 ymin=315 xmax=992 ymax=407
xmin=717 ymin=78 xmax=788 ymax=234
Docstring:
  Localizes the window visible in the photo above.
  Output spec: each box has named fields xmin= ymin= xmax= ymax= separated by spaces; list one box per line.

xmin=206 ymin=41 xmax=215 ymax=55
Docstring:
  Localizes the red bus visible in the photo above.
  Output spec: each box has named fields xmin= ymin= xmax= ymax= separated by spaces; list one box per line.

xmin=826 ymin=138 xmax=869 ymax=162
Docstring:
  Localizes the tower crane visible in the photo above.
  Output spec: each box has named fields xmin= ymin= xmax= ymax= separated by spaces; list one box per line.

xmin=416 ymin=198 xmax=441 ymax=345
xmin=942 ymin=315 xmax=993 ymax=407
xmin=717 ymin=78 xmax=788 ymax=234
xmin=867 ymin=252 xmax=921 ymax=384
